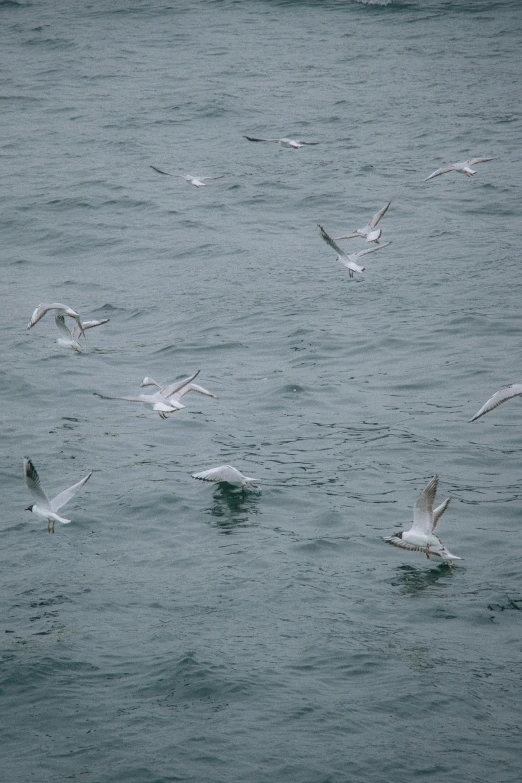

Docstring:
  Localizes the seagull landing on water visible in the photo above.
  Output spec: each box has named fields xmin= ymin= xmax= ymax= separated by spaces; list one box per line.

xmin=150 ymin=165 xmax=224 ymax=187
xmin=318 ymin=225 xmax=391 ymax=278
xmin=140 ymin=375 xmax=217 ymax=405
xmin=244 ymin=136 xmax=319 ymax=149
xmin=469 ymin=383 xmax=522 ymax=422
xmin=94 ymin=371 xmax=209 ymax=419
xmin=334 ymin=201 xmax=391 ymax=244
xmin=192 ymin=465 xmax=259 ymax=491
xmin=424 ymin=157 xmax=493 ymax=181
xmin=54 ymin=314 xmax=110 ymax=353
xmin=28 ymin=303 xmax=85 ymax=337
xmin=383 ymin=475 xmax=462 ymax=566
xmin=24 ymin=458 xmax=92 ymax=533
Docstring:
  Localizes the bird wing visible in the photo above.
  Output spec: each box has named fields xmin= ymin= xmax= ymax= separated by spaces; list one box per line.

xmin=411 ymin=475 xmax=438 ymax=536
xmin=162 ymin=370 xmax=201 ymax=398
xmin=24 ymin=458 xmax=51 ymax=508
xmin=28 ymin=303 xmax=70 ymax=329
xmin=424 ymin=165 xmax=456 ymax=181
xmin=93 ymin=392 xmax=148 ymax=403
xmin=150 ymin=165 xmax=183 ymax=178
xmin=297 ymin=140 xmax=320 ymax=145
xmin=383 ymin=535 xmax=428 ymax=553
xmin=353 ymin=241 xmax=391 ymax=260
xmin=51 ymin=472 xmax=92 ymax=512
xmin=468 ymin=157 xmax=493 ymax=165
xmin=244 ymin=136 xmax=278 ymax=142
xmin=200 ymin=175 xmax=224 ymax=181
xmin=192 ymin=466 xmax=239 ymax=483
xmin=433 ymin=497 xmax=450 ymax=530
xmin=368 ymin=201 xmax=391 ymax=229
xmin=176 ymin=383 xmax=217 ymax=400
xmin=318 ymin=225 xmax=346 ymax=258
xmin=72 ymin=318 xmax=109 ymax=339
xmin=55 ymin=314 xmax=73 ymax=339
xmin=334 ymin=233 xmax=359 ymax=240
xmin=469 ymin=384 xmax=522 ymax=422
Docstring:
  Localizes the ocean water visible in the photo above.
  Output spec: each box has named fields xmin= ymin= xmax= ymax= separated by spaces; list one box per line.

xmin=1 ymin=0 xmax=522 ymax=781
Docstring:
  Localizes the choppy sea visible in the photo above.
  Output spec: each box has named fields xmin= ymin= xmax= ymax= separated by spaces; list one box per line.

xmin=1 ymin=1 xmax=522 ymax=781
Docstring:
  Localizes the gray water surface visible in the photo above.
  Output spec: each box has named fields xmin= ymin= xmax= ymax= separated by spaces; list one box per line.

xmin=2 ymin=1 xmax=522 ymax=781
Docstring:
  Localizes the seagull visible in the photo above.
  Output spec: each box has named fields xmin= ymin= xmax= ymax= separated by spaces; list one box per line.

xmin=244 ymin=136 xmax=319 ymax=149
xmin=24 ymin=458 xmax=92 ymax=533
xmin=150 ymin=165 xmax=224 ymax=187
xmin=140 ymin=375 xmax=217 ymax=403
xmin=192 ymin=465 xmax=259 ymax=490
xmin=424 ymin=157 xmax=493 ymax=181
xmin=55 ymin=314 xmax=110 ymax=353
xmin=383 ymin=475 xmax=462 ymax=566
xmin=334 ymin=201 xmax=391 ymax=244
xmin=318 ymin=225 xmax=391 ymax=278
xmin=28 ymin=303 xmax=85 ymax=337
xmin=94 ymin=371 xmax=202 ymax=419
xmin=469 ymin=383 xmax=522 ymax=422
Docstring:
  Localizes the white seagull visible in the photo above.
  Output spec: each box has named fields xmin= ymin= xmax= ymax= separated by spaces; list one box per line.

xmin=94 ymin=371 xmax=204 ymax=419
xmin=140 ymin=375 xmax=217 ymax=403
xmin=424 ymin=157 xmax=493 ymax=181
xmin=318 ymin=225 xmax=391 ymax=278
xmin=55 ymin=314 xmax=110 ymax=353
xmin=383 ymin=475 xmax=462 ymax=566
xmin=24 ymin=458 xmax=92 ymax=533
xmin=244 ymin=136 xmax=319 ymax=149
xmin=150 ymin=165 xmax=224 ymax=187
xmin=28 ymin=303 xmax=85 ymax=337
xmin=192 ymin=465 xmax=259 ymax=490
xmin=469 ymin=383 xmax=522 ymax=422
xmin=335 ymin=201 xmax=391 ymax=244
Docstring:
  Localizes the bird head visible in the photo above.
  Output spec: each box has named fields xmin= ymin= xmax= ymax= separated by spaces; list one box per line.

xmin=25 ymin=505 xmax=34 ymax=512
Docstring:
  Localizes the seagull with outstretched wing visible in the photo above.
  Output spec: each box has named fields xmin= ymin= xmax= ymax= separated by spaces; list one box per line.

xmin=383 ymin=475 xmax=462 ymax=566
xmin=24 ymin=458 xmax=92 ymax=533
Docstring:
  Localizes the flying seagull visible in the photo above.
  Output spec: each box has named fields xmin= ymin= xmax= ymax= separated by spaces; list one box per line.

xmin=192 ymin=465 xmax=259 ymax=490
xmin=150 ymin=165 xmax=224 ymax=187
xmin=140 ymin=375 xmax=217 ymax=403
xmin=244 ymin=136 xmax=319 ymax=149
xmin=469 ymin=383 xmax=522 ymax=422
xmin=383 ymin=475 xmax=462 ymax=566
xmin=335 ymin=201 xmax=391 ymax=244
xmin=28 ymin=303 xmax=85 ymax=337
xmin=55 ymin=314 xmax=110 ymax=353
xmin=424 ymin=157 xmax=493 ymax=181
xmin=24 ymin=458 xmax=92 ymax=533
xmin=318 ymin=225 xmax=391 ymax=278
xmin=94 ymin=371 xmax=203 ymax=419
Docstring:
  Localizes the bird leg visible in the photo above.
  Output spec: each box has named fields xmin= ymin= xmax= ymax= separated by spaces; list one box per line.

xmin=47 ymin=518 xmax=55 ymax=534
xmin=425 ymin=546 xmax=430 ymax=559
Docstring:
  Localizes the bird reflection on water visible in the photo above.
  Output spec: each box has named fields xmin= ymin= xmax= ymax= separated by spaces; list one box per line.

xmin=390 ymin=564 xmax=456 ymax=597
xmin=205 ymin=485 xmax=260 ymax=534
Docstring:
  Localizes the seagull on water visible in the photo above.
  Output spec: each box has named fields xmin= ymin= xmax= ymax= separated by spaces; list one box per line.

xmin=95 ymin=371 xmax=207 ymax=419
xmin=150 ymin=165 xmax=224 ymax=187
xmin=318 ymin=225 xmax=391 ymax=278
xmin=54 ymin=314 xmax=110 ymax=353
xmin=383 ymin=475 xmax=462 ymax=566
xmin=192 ymin=465 xmax=259 ymax=490
xmin=24 ymin=458 xmax=92 ymax=533
xmin=335 ymin=201 xmax=391 ymax=244
xmin=244 ymin=136 xmax=319 ymax=149
xmin=424 ymin=157 xmax=493 ymax=181
xmin=469 ymin=383 xmax=522 ymax=422
xmin=28 ymin=303 xmax=85 ymax=337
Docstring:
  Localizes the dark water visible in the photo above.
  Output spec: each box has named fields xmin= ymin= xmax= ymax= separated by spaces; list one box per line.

xmin=1 ymin=1 xmax=522 ymax=781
